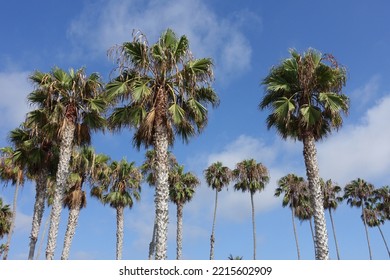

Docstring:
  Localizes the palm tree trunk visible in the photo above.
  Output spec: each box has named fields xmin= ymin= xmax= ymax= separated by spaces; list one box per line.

xmin=210 ymin=189 xmax=218 ymax=260
xmin=61 ymin=206 xmax=81 ymax=260
xmin=377 ymin=225 xmax=390 ymax=258
xmin=2 ymin=177 xmax=20 ymax=260
xmin=153 ymin=124 xmax=169 ymax=260
xmin=148 ymin=218 xmax=157 ymax=260
xmin=28 ymin=170 xmax=48 ymax=260
xmin=116 ymin=206 xmax=124 ymax=260
xmin=309 ymin=218 xmax=317 ymax=258
xmin=36 ymin=214 xmax=50 ymax=259
xmin=176 ymin=203 xmax=183 ymax=260
xmin=45 ymin=120 xmax=75 ymax=260
xmin=250 ymin=192 xmax=257 ymax=260
xmin=302 ymin=134 xmax=329 ymax=260
xmin=291 ymin=207 xmax=300 ymax=260
xmin=328 ymin=208 xmax=341 ymax=260
xmin=362 ymin=205 xmax=373 ymax=260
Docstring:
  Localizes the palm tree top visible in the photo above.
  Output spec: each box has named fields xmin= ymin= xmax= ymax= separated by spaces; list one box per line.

xmin=233 ymin=159 xmax=270 ymax=194
xmin=204 ymin=161 xmax=232 ymax=192
xmin=260 ymin=48 xmax=349 ymax=141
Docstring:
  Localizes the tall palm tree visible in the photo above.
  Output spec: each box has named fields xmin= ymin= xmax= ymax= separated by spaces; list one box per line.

xmin=204 ymin=161 xmax=232 ymax=260
xmin=233 ymin=159 xmax=269 ymax=260
xmin=61 ymin=146 xmax=98 ymax=260
xmin=275 ymin=173 xmax=307 ymax=260
xmin=0 ymin=146 xmax=26 ymax=260
xmin=28 ymin=67 xmax=107 ymax=259
xmin=140 ymin=149 xmax=177 ymax=259
xmin=92 ymin=159 xmax=142 ymax=260
xmin=260 ymin=49 xmax=349 ymax=259
xmin=107 ymin=29 xmax=219 ymax=259
xmin=321 ymin=179 xmax=343 ymax=260
xmin=168 ymin=163 xmax=199 ymax=260
xmin=0 ymin=197 xmax=12 ymax=259
xmin=344 ymin=178 xmax=374 ymax=259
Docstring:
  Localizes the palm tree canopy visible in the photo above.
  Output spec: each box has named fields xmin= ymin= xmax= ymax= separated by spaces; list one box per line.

xmin=204 ymin=161 xmax=232 ymax=192
xmin=28 ymin=67 xmax=108 ymax=146
xmin=275 ymin=173 xmax=306 ymax=208
xmin=321 ymin=179 xmax=343 ymax=210
xmin=169 ymin=164 xmax=200 ymax=205
xmin=107 ymin=28 xmax=219 ymax=148
xmin=0 ymin=198 xmax=12 ymax=239
xmin=0 ymin=147 xmax=25 ymax=186
xmin=260 ymin=48 xmax=349 ymax=141
xmin=233 ymin=159 xmax=269 ymax=194
xmin=344 ymin=178 xmax=374 ymax=208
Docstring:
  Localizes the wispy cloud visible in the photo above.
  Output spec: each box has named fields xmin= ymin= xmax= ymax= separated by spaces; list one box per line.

xmin=67 ymin=0 xmax=256 ymax=81
xmin=350 ymin=75 xmax=381 ymax=110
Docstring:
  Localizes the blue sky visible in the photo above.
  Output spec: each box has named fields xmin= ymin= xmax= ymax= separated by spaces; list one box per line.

xmin=1 ymin=0 xmax=389 ymax=260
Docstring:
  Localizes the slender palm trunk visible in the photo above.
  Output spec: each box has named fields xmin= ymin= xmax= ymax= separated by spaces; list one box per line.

xmin=302 ymin=134 xmax=329 ymax=260
xmin=2 ymin=177 xmax=20 ymax=260
xmin=46 ymin=120 xmax=75 ymax=260
xmin=148 ymin=218 xmax=157 ymax=260
xmin=116 ymin=206 xmax=124 ymax=260
xmin=328 ymin=208 xmax=341 ymax=260
xmin=308 ymin=218 xmax=316 ymax=258
xmin=61 ymin=206 xmax=81 ymax=260
xmin=250 ymin=192 xmax=257 ymax=260
xmin=28 ymin=170 xmax=47 ymax=260
xmin=291 ymin=207 xmax=300 ymax=260
xmin=361 ymin=204 xmax=372 ymax=260
xmin=210 ymin=189 xmax=218 ymax=260
xmin=176 ymin=203 xmax=183 ymax=260
xmin=36 ymin=214 xmax=50 ymax=259
xmin=377 ymin=225 xmax=390 ymax=258
xmin=153 ymin=124 xmax=169 ymax=260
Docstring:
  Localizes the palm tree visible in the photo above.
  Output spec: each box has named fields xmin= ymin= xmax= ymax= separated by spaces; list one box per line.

xmin=92 ymin=159 xmax=142 ymax=260
xmin=365 ymin=187 xmax=390 ymax=258
xmin=260 ymin=49 xmax=349 ymax=259
xmin=204 ymin=161 xmax=232 ymax=260
xmin=169 ymin=164 xmax=199 ymax=260
xmin=61 ymin=146 xmax=98 ymax=260
xmin=107 ymin=29 xmax=219 ymax=259
xmin=0 ymin=146 xmax=26 ymax=260
xmin=140 ymin=149 xmax=177 ymax=259
xmin=344 ymin=178 xmax=374 ymax=259
xmin=228 ymin=254 xmax=243 ymax=260
xmin=321 ymin=179 xmax=343 ymax=260
xmin=0 ymin=197 xmax=12 ymax=259
xmin=275 ymin=174 xmax=307 ymax=260
xmin=28 ymin=67 xmax=107 ymax=259
xmin=233 ymin=159 xmax=269 ymax=260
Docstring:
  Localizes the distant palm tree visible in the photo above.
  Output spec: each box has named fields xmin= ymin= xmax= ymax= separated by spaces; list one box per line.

xmin=28 ymin=67 xmax=107 ymax=259
xmin=140 ymin=149 xmax=177 ymax=259
xmin=228 ymin=254 xmax=243 ymax=260
xmin=92 ymin=159 xmax=142 ymax=260
xmin=233 ymin=159 xmax=269 ymax=260
xmin=260 ymin=49 xmax=349 ymax=259
xmin=169 ymin=164 xmax=200 ymax=259
xmin=0 ymin=146 xmax=25 ymax=260
xmin=107 ymin=29 xmax=219 ymax=259
xmin=204 ymin=161 xmax=232 ymax=260
xmin=344 ymin=178 xmax=374 ymax=259
xmin=275 ymin=174 xmax=307 ymax=260
xmin=321 ymin=179 xmax=343 ymax=260
xmin=0 ymin=197 xmax=12 ymax=259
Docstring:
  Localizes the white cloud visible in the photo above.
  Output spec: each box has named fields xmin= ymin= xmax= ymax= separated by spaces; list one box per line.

xmin=351 ymin=75 xmax=381 ymax=109
xmin=318 ymin=95 xmax=390 ymax=186
xmin=0 ymin=71 xmax=32 ymax=132
xmin=67 ymin=0 xmax=254 ymax=80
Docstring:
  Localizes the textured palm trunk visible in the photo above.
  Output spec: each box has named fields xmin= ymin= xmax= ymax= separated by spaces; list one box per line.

xmin=250 ymin=192 xmax=257 ymax=260
xmin=46 ymin=120 xmax=75 ymax=260
xmin=2 ymin=177 xmax=20 ymax=260
xmin=148 ymin=218 xmax=157 ymax=260
xmin=176 ymin=203 xmax=183 ymax=260
xmin=116 ymin=206 xmax=124 ymax=260
xmin=154 ymin=125 xmax=169 ymax=260
xmin=291 ymin=207 xmax=300 ymax=260
xmin=361 ymin=204 xmax=372 ymax=260
xmin=28 ymin=170 xmax=48 ymax=260
xmin=210 ymin=189 xmax=218 ymax=260
xmin=328 ymin=208 xmax=341 ymax=260
xmin=61 ymin=206 xmax=81 ymax=260
xmin=377 ymin=225 xmax=390 ymax=258
xmin=302 ymin=134 xmax=329 ymax=260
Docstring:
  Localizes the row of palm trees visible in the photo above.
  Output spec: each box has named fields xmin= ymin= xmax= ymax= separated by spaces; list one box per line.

xmin=0 ymin=27 xmax=388 ymax=260
xmin=275 ymin=174 xmax=390 ymax=260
